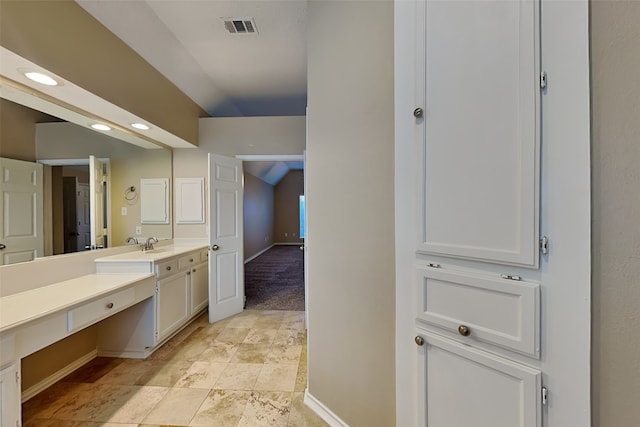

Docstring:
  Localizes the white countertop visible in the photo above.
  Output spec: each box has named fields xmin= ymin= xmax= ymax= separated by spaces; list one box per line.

xmin=0 ymin=273 xmax=154 ymax=333
xmin=94 ymin=244 xmax=208 ymax=263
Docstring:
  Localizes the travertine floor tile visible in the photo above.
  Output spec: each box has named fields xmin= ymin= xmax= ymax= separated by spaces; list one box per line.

xmin=230 ymin=343 xmax=273 ymax=364
xmin=189 ymin=389 xmax=251 ymax=426
xmin=215 ymin=327 xmax=252 ymax=343
xmin=23 ymin=310 xmax=311 ymax=427
xmin=253 ymin=364 xmax=298 ymax=392
xmin=96 ymin=359 xmax=150 ymax=385
xmin=237 ymin=391 xmax=292 ymax=427
xmin=243 ymin=328 xmax=279 ymax=345
xmin=214 ymin=363 xmax=263 ymax=390
xmin=141 ymin=387 xmax=209 ymax=425
xmin=134 ymin=360 xmax=192 ymax=387
xmin=175 ymin=360 xmax=226 ymax=389
xmin=267 ymin=343 xmax=303 ymax=365
xmin=199 ymin=340 xmax=239 ymax=362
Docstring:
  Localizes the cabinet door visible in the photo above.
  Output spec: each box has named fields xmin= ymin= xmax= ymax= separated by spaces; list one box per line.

xmin=0 ymin=362 xmax=20 ymax=427
xmin=416 ymin=0 xmax=540 ymax=267
xmin=190 ymin=261 xmax=209 ymax=315
xmin=156 ymin=272 xmax=189 ymax=342
xmin=416 ymin=331 xmax=541 ymax=427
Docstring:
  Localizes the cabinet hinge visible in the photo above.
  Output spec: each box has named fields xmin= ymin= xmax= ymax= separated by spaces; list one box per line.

xmin=500 ymin=274 xmax=522 ymax=281
xmin=542 ymin=386 xmax=549 ymax=406
xmin=427 ymin=262 xmax=441 ymax=268
xmin=540 ymin=236 xmax=549 ymax=255
xmin=540 ymin=71 xmax=547 ymax=89
xmin=15 ymin=370 xmax=20 ymax=384
xmin=155 ymin=284 xmax=159 ymax=293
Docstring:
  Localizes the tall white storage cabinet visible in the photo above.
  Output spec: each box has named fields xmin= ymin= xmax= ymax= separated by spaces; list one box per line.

xmin=395 ymin=1 xmax=591 ymax=426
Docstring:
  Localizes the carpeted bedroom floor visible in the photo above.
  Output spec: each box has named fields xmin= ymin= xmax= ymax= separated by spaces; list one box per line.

xmin=244 ymin=245 xmax=305 ymax=311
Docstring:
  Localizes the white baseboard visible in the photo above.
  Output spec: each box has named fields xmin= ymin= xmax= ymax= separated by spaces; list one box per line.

xmin=304 ymin=389 xmax=350 ymax=427
xmin=244 ymin=244 xmax=274 ymax=264
xmin=22 ymin=349 xmax=98 ymax=403
xmin=274 ymin=242 xmax=303 ymax=246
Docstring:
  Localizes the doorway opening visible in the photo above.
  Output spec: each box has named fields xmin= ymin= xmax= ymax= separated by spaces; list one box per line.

xmin=239 ymin=155 xmax=306 ymax=312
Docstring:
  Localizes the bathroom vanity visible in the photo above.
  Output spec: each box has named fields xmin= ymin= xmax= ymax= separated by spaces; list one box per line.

xmin=0 ymin=242 xmax=209 ymax=427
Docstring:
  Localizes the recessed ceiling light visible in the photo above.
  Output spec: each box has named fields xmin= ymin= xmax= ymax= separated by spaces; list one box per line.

xmin=131 ymin=123 xmax=150 ymax=130
xmin=91 ymin=124 xmax=111 ymax=131
xmin=21 ymin=70 xmax=59 ymax=86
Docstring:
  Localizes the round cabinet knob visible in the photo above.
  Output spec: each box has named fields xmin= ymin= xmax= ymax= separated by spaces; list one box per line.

xmin=458 ymin=325 xmax=471 ymax=337
xmin=166 ymin=266 xmax=172 ymax=271
xmin=211 ymin=245 xmax=220 ymax=251
xmin=413 ymin=107 xmax=424 ymax=118
xmin=415 ymin=336 xmax=425 ymax=346
xmin=106 ymin=302 xmax=114 ymax=309
xmin=0 ymin=243 xmax=6 ymax=250
xmin=189 ymin=258 xmax=194 ymax=262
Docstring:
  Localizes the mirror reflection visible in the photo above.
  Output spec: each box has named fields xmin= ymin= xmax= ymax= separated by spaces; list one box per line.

xmin=0 ymin=98 xmax=172 ymax=265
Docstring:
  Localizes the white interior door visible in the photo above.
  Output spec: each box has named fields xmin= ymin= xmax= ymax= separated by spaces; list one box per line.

xmin=89 ymin=155 xmax=106 ymax=249
xmin=208 ymin=153 xmax=244 ymax=323
xmin=0 ymin=157 xmax=43 ymax=265
xmin=77 ymin=182 xmax=91 ymax=251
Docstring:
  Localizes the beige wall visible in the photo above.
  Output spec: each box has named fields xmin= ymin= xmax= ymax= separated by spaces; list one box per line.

xmin=173 ymin=116 xmax=305 ymax=240
xmin=0 ymin=0 xmax=205 ymax=145
xmin=306 ymin=1 xmax=395 ymax=426
xmin=244 ymin=173 xmax=275 ymax=260
xmin=0 ymin=99 xmax=48 ymax=161
xmin=274 ymin=170 xmax=304 ymax=244
xmin=590 ymin=1 xmax=640 ymax=426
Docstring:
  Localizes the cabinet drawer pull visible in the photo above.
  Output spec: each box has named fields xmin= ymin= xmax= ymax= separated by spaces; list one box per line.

xmin=166 ymin=266 xmax=172 ymax=271
xmin=415 ymin=336 xmax=425 ymax=346
xmin=192 ymin=268 xmax=196 ymax=273
xmin=458 ymin=325 xmax=471 ymax=337
xmin=189 ymin=258 xmax=194 ymax=262
xmin=106 ymin=302 xmax=114 ymax=309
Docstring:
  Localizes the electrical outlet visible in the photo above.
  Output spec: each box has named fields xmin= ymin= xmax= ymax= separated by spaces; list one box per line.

xmin=121 ymin=207 xmax=127 ymax=216
xmin=135 ymin=226 xmax=142 ymax=235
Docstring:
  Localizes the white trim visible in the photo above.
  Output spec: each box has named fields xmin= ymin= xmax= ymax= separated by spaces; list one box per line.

xmin=273 ymin=242 xmax=303 ymax=246
xmin=236 ymin=154 xmax=304 ymax=162
xmin=244 ymin=244 xmax=274 ymax=264
xmin=21 ymin=349 xmax=97 ymax=403
xmin=304 ymin=389 xmax=350 ymax=427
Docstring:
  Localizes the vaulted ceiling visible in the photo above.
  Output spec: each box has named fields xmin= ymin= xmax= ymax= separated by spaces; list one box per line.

xmin=77 ymin=0 xmax=308 ymax=118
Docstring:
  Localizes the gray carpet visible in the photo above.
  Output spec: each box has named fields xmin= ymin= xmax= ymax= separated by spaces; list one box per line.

xmin=244 ymin=245 xmax=305 ymax=311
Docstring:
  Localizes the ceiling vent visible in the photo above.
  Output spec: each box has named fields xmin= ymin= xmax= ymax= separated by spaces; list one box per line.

xmin=222 ymin=17 xmax=258 ymax=35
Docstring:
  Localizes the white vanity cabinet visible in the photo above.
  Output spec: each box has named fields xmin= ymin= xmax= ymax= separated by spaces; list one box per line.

xmin=95 ymin=244 xmax=209 ymax=355
xmin=0 ymin=361 xmax=20 ymax=427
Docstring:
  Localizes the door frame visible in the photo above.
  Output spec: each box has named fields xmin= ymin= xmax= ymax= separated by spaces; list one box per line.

xmin=39 ymin=158 xmax=111 ymax=252
xmin=236 ymin=154 xmax=308 ymax=321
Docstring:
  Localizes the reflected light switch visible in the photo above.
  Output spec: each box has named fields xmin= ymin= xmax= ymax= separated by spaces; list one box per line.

xmin=121 ymin=207 xmax=127 ymax=216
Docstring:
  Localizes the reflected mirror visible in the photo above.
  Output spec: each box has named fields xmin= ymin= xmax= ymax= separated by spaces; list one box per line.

xmin=0 ymin=97 xmax=172 ymax=265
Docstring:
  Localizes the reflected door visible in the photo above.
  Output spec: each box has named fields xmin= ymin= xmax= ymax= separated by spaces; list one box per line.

xmin=89 ymin=155 xmax=107 ymax=250
xmin=208 ymin=153 xmax=244 ymax=323
xmin=0 ymin=157 xmax=43 ymax=265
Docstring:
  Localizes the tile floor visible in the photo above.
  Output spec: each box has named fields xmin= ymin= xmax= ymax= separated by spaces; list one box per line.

xmin=22 ymin=310 xmax=328 ymax=427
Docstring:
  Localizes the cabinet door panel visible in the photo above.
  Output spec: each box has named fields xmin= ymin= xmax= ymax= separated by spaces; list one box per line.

xmin=157 ymin=273 xmax=189 ymax=342
xmin=416 ymin=267 xmax=540 ymax=357
xmin=0 ymin=362 xmax=20 ymax=427
xmin=417 ymin=0 xmax=540 ymax=267
xmin=190 ymin=261 xmax=209 ymax=315
xmin=417 ymin=331 xmax=541 ymax=427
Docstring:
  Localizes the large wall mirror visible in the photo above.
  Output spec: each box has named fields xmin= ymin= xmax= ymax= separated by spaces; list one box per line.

xmin=0 ymin=97 xmax=173 ymax=265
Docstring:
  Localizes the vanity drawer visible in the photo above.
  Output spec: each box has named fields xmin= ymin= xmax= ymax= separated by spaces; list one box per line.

xmin=178 ymin=252 xmax=200 ymax=270
xmin=416 ymin=267 xmax=540 ymax=357
xmin=67 ymin=288 xmax=136 ymax=333
xmin=156 ymin=259 xmax=179 ymax=278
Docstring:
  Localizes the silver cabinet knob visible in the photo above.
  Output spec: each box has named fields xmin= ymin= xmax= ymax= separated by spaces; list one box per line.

xmin=413 ymin=107 xmax=424 ymax=118
xmin=458 ymin=325 xmax=471 ymax=337
xmin=415 ymin=336 xmax=425 ymax=346
xmin=211 ymin=245 xmax=220 ymax=251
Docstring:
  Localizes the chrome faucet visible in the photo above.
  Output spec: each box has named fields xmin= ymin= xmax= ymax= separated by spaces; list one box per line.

xmin=125 ymin=236 xmax=138 ymax=245
xmin=143 ymin=237 xmax=158 ymax=251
